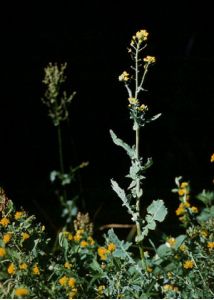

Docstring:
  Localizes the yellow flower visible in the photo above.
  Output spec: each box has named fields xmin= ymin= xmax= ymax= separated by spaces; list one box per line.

xmin=128 ymin=97 xmax=139 ymax=105
xmin=136 ymin=29 xmax=149 ymax=41
xmin=63 ymin=231 xmax=73 ymax=241
xmin=98 ymin=247 xmax=108 ymax=260
xmin=211 ymin=153 xmax=214 ymax=163
xmin=19 ymin=263 xmax=28 ymax=270
xmin=32 ymin=263 xmax=40 ymax=275
xmin=118 ymin=71 xmax=129 ymax=82
xmin=107 ymin=243 xmax=116 ymax=252
xmin=179 ymin=244 xmax=188 ymax=252
xmin=143 ymin=56 xmax=156 ymax=64
xmin=14 ymin=211 xmax=24 ymax=220
xmin=0 ymin=247 xmax=6 ymax=257
xmin=68 ymin=277 xmax=76 ymax=288
xmin=69 ymin=288 xmax=77 ymax=299
xmin=21 ymin=232 xmax=30 ymax=241
xmin=8 ymin=263 xmax=15 ymax=275
xmin=3 ymin=233 xmax=12 ymax=244
xmin=138 ymin=104 xmax=148 ymax=112
xmin=80 ymin=240 xmax=88 ymax=247
xmin=64 ymin=262 xmax=72 ymax=269
xmin=200 ymin=230 xmax=208 ymax=238
xmin=97 ymin=285 xmax=105 ymax=294
xmin=163 ymin=284 xmax=174 ymax=291
xmin=191 ymin=206 xmax=198 ymax=214
xmin=183 ymin=260 xmax=194 ymax=269
xmin=87 ymin=236 xmax=95 ymax=246
xmin=147 ymin=266 xmax=153 ymax=273
xmin=178 ymin=188 xmax=188 ymax=196
xmin=166 ymin=237 xmax=176 ymax=248
xmin=181 ymin=182 xmax=188 ymax=188
xmin=207 ymin=241 xmax=214 ymax=249
xmin=15 ymin=288 xmax=29 ymax=297
xmin=59 ymin=275 xmax=68 ymax=286
xmin=0 ymin=217 xmax=10 ymax=227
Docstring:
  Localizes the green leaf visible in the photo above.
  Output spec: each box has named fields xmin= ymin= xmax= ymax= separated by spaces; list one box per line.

xmin=110 ymin=129 xmax=135 ymax=159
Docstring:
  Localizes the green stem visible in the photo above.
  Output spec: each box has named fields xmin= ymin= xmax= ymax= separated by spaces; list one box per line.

xmin=57 ymin=125 xmax=67 ymax=204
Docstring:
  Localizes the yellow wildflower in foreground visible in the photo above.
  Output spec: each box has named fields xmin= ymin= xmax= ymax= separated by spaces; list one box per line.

xmin=183 ymin=260 xmax=194 ymax=269
xmin=98 ymin=247 xmax=108 ymax=260
xmin=8 ymin=263 xmax=15 ymax=275
xmin=80 ymin=240 xmax=88 ymax=247
xmin=19 ymin=263 xmax=28 ymax=270
xmin=3 ymin=233 xmax=12 ymax=244
xmin=207 ymin=241 xmax=214 ymax=249
xmin=32 ymin=264 xmax=40 ymax=275
xmin=0 ymin=247 xmax=6 ymax=257
xmin=143 ymin=56 xmax=156 ymax=64
xmin=64 ymin=262 xmax=72 ymax=269
xmin=59 ymin=275 xmax=68 ymax=286
xmin=107 ymin=243 xmax=116 ymax=252
xmin=118 ymin=71 xmax=129 ymax=82
xmin=15 ymin=211 xmax=24 ymax=220
xmin=97 ymin=285 xmax=105 ymax=294
xmin=166 ymin=237 xmax=176 ymax=248
xmin=69 ymin=288 xmax=77 ymax=299
xmin=0 ymin=217 xmax=10 ymax=227
xmin=21 ymin=232 xmax=30 ymax=241
xmin=68 ymin=277 xmax=76 ymax=288
xmin=211 ymin=153 xmax=214 ymax=163
xmin=15 ymin=287 xmax=29 ymax=297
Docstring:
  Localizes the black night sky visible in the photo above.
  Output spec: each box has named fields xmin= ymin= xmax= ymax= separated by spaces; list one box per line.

xmin=0 ymin=1 xmax=214 ymax=235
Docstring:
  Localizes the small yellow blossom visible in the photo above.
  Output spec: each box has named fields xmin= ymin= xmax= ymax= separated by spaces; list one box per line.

xmin=118 ymin=71 xmax=129 ymax=82
xmin=138 ymin=104 xmax=148 ymax=112
xmin=69 ymin=288 xmax=77 ymax=299
xmin=163 ymin=284 xmax=174 ymax=291
xmin=166 ymin=237 xmax=176 ymax=248
xmin=183 ymin=260 xmax=194 ymax=269
xmin=143 ymin=56 xmax=156 ymax=64
xmin=210 ymin=153 xmax=214 ymax=163
xmin=19 ymin=263 xmax=28 ymax=270
xmin=32 ymin=263 xmax=40 ymax=275
xmin=15 ymin=287 xmax=29 ymax=297
xmin=107 ymin=243 xmax=116 ymax=252
xmin=191 ymin=206 xmax=198 ymax=214
xmin=207 ymin=241 xmax=214 ymax=249
xmin=179 ymin=244 xmax=188 ymax=252
xmin=178 ymin=188 xmax=188 ymax=196
xmin=97 ymin=285 xmax=105 ymax=294
xmin=73 ymin=234 xmax=82 ymax=242
xmin=128 ymin=97 xmax=139 ymax=105
xmin=0 ymin=217 xmax=10 ymax=227
xmin=136 ymin=29 xmax=149 ymax=41
xmin=68 ymin=277 xmax=76 ymax=288
xmin=0 ymin=247 xmax=6 ymax=257
xmin=14 ymin=211 xmax=24 ymax=220
xmin=21 ymin=232 xmax=30 ymax=241
xmin=87 ymin=236 xmax=95 ymax=246
xmin=3 ymin=233 xmax=12 ymax=244
xmin=147 ymin=266 xmax=153 ymax=273
xmin=98 ymin=247 xmax=108 ymax=260
xmin=200 ymin=230 xmax=208 ymax=238
xmin=59 ymin=275 xmax=68 ymax=286
xmin=64 ymin=262 xmax=72 ymax=269
xmin=63 ymin=231 xmax=73 ymax=241
xmin=181 ymin=182 xmax=188 ymax=188
xmin=80 ymin=240 xmax=88 ymax=247
xmin=8 ymin=263 xmax=15 ymax=275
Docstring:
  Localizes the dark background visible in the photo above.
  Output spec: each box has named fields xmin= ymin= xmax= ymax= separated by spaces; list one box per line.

xmin=0 ymin=1 xmax=213 ymax=236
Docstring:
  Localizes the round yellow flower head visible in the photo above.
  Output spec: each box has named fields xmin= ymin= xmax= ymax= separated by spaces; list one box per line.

xmin=19 ymin=263 xmax=28 ymax=270
xmin=32 ymin=263 xmax=40 ymax=275
xmin=8 ymin=263 xmax=15 ymax=275
xmin=15 ymin=211 xmax=24 ymax=220
xmin=3 ymin=233 xmax=12 ymax=244
xmin=128 ymin=97 xmax=139 ymax=105
xmin=80 ymin=240 xmax=88 ymax=247
xmin=97 ymin=247 xmax=108 ymax=260
xmin=68 ymin=277 xmax=76 ymax=288
xmin=107 ymin=243 xmax=116 ymax=252
xmin=0 ymin=217 xmax=10 ymax=227
xmin=207 ymin=241 xmax=214 ymax=249
xmin=143 ymin=56 xmax=156 ymax=64
xmin=166 ymin=237 xmax=176 ymax=248
xmin=64 ymin=262 xmax=72 ymax=269
xmin=59 ymin=275 xmax=68 ymax=286
xmin=21 ymin=232 xmax=30 ymax=241
xmin=136 ymin=29 xmax=149 ymax=41
xmin=97 ymin=285 xmax=105 ymax=294
xmin=118 ymin=71 xmax=129 ymax=82
xmin=15 ymin=288 xmax=29 ymax=297
xmin=0 ymin=247 xmax=6 ymax=257
xmin=183 ymin=260 xmax=194 ymax=269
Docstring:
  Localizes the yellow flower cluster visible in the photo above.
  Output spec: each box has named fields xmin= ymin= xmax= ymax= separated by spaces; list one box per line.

xmin=0 ymin=247 xmax=6 ymax=257
xmin=19 ymin=263 xmax=28 ymax=270
xmin=97 ymin=243 xmax=116 ymax=260
xmin=14 ymin=211 xmax=24 ymax=220
xmin=183 ymin=260 xmax=194 ymax=269
xmin=0 ymin=217 xmax=10 ymax=227
xmin=128 ymin=97 xmax=139 ymax=106
xmin=131 ymin=29 xmax=149 ymax=45
xmin=3 ymin=233 xmax=12 ymax=244
xmin=207 ymin=241 xmax=214 ymax=249
xmin=32 ymin=263 xmax=40 ymax=275
xmin=97 ymin=285 xmax=105 ymax=295
xmin=166 ymin=237 xmax=176 ymax=248
xmin=59 ymin=276 xmax=77 ymax=299
xmin=143 ymin=56 xmax=156 ymax=64
xmin=8 ymin=263 xmax=16 ymax=275
xmin=15 ymin=287 xmax=29 ymax=297
xmin=118 ymin=71 xmax=129 ymax=82
xmin=21 ymin=232 xmax=30 ymax=241
xmin=163 ymin=284 xmax=178 ymax=292
xmin=64 ymin=262 xmax=72 ymax=269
